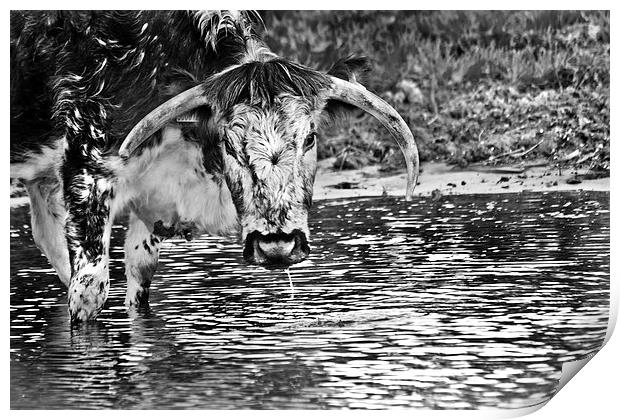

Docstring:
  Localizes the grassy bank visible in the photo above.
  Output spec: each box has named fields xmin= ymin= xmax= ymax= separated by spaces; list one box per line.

xmin=260 ymin=11 xmax=610 ymax=178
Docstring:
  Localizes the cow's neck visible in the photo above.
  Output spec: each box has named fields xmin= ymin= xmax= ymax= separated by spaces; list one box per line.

xmin=112 ymin=126 xmax=238 ymax=237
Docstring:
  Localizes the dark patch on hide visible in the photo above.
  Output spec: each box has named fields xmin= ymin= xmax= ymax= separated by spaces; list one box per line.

xmin=163 ymin=70 xmax=224 ymax=176
xmin=303 ymin=186 xmax=313 ymax=210
xmin=224 ymin=172 xmax=245 ymax=215
xmin=153 ymin=220 xmax=176 ymax=238
xmin=10 ymin=10 xmax=256 ymax=161
xmin=149 ymin=234 xmax=160 ymax=246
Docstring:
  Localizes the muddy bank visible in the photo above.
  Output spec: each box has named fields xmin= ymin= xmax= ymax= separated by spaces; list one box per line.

xmin=313 ymin=158 xmax=609 ymax=200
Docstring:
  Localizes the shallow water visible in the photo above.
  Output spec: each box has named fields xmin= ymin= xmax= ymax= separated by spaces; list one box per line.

xmin=10 ymin=191 xmax=609 ymax=409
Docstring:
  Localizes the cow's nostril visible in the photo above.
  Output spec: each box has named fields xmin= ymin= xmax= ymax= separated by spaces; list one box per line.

xmin=243 ymin=230 xmax=310 ymax=266
xmin=257 ymin=238 xmax=295 ymax=258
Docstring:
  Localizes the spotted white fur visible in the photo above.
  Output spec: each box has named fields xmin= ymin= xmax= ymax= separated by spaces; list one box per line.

xmin=12 ymin=125 xmax=238 ymax=309
xmin=124 ymin=213 xmax=160 ymax=308
xmin=111 ymin=126 xmax=238 ymax=235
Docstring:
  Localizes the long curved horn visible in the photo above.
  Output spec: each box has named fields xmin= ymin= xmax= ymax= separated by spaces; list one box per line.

xmin=327 ymin=76 xmax=419 ymax=200
xmin=119 ymin=84 xmax=210 ymax=158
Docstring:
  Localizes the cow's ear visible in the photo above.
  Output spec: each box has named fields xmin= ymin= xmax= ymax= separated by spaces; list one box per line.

xmin=327 ymin=55 xmax=371 ymax=85
xmin=161 ymin=69 xmax=215 ymax=126
xmin=322 ymin=55 xmax=371 ymax=124
xmin=161 ymin=69 xmax=200 ymax=99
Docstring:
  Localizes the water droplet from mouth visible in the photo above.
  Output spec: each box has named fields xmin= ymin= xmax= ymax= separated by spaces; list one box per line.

xmin=285 ymin=268 xmax=295 ymax=294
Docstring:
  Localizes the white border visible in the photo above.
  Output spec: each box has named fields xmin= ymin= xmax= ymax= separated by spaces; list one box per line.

xmin=3 ymin=3 xmax=618 ymax=419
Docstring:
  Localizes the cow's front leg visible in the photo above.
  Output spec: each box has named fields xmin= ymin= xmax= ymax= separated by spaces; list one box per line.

xmin=62 ymin=154 xmax=115 ymax=323
xmin=124 ymin=213 xmax=161 ymax=308
xmin=25 ymin=180 xmax=71 ymax=286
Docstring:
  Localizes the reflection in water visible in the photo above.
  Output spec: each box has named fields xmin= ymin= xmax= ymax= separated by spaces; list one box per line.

xmin=10 ymin=191 xmax=609 ymax=409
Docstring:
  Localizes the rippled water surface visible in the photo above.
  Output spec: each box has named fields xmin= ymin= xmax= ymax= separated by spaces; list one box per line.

xmin=11 ymin=191 xmax=609 ymax=409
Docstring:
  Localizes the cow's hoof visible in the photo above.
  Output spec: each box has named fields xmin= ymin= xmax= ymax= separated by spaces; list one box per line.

xmin=68 ymin=276 xmax=109 ymax=323
xmin=125 ymin=301 xmax=152 ymax=320
xmin=124 ymin=290 xmax=150 ymax=310
xmin=69 ymin=308 xmax=102 ymax=324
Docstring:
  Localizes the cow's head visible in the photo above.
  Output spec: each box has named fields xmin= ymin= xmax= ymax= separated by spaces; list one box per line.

xmin=119 ymin=56 xmax=419 ymax=267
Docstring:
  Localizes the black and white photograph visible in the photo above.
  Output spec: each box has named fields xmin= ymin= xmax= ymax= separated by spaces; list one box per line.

xmin=9 ymin=9 xmax=612 ymax=412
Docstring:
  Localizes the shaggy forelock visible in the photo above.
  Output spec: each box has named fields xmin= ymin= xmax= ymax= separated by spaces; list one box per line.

xmin=206 ymin=59 xmax=330 ymax=110
xmin=226 ymin=98 xmax=313 ymax=183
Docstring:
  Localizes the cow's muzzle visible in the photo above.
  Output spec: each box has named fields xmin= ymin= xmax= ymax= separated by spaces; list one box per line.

xmin=243 ymin=230 xmax=310 ymax=267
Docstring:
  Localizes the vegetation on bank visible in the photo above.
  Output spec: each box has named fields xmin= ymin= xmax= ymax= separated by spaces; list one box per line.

xmin=260 ymin=11 xmax=610 ymax=178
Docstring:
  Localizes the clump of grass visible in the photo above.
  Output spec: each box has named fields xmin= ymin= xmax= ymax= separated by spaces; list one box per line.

xmin=260 ymin=11 xmax=609 ymax=176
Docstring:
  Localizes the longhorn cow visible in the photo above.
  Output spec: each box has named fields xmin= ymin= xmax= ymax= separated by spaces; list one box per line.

xmin=10 ymin=11 xmax=419 ymax=322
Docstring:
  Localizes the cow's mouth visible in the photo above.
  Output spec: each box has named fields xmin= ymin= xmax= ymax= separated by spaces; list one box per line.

xmin=243 ymin=229 xmax=310 ymax=267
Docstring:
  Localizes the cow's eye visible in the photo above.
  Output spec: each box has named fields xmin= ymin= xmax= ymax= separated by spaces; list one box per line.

xmin=304 ymin=132 xmax=317 ymax=152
